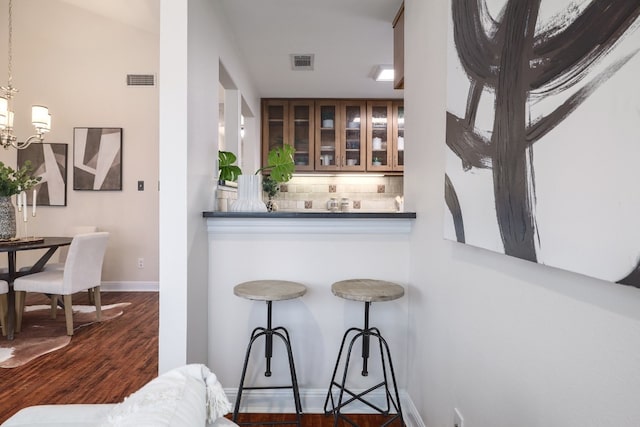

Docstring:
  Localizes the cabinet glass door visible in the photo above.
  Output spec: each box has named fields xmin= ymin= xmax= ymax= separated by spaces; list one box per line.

xmin=291 ymin=101 xmax=314 ymax=170
xmin=342 ymin=102 xmax=366 ymax=171
xmin=367 ymin=102 xmax=392 ymax=171
xmin=316 ymin=102 xmax=338 ymax=170
xmin=263 ymin=100 xmax=289 ymax=168
xmin=267 ymin=103 xmax=286 ymax=152
xmin=394 ymin=102 xmax=404 ymax=170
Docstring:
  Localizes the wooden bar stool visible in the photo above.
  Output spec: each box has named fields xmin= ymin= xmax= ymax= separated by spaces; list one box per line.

xmin=233 ymin=280 xmax=307 ymax=427
xmin=324 ymin=279 xmax=405 ymax=427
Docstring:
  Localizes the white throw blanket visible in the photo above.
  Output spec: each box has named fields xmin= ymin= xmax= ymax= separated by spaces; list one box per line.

xmin=182 ymin=364 xmax=233 ymax=423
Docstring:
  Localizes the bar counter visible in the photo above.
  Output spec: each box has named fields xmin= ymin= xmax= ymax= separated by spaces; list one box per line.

xmin=204 ymin=210 xmax=414 ymax=413
xmin=203 ymin=211 xmax=416 ymax=219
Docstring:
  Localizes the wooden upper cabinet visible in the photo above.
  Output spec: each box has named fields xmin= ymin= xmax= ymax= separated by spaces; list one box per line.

xmin=262 ymin=99 xmax=314 ymax=171
xmin=393 ymin=2 xmax=404 ymax=90
xmin=262 ymin=98 xmax=403 ymax=174
xmin=315 ymin=100 xmax=367 ymax=172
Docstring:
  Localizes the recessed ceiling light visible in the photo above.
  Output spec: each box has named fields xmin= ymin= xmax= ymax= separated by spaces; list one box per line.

xmin=373 ymin=65 xmax=394 ymax=82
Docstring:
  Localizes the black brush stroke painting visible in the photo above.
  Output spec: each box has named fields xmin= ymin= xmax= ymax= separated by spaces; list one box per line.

xmin=444 ymin=0 xmax=640 ymax=287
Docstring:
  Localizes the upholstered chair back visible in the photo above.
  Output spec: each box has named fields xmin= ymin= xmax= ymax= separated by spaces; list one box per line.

xmin=62 ymin=232 xmax=109 ymax=295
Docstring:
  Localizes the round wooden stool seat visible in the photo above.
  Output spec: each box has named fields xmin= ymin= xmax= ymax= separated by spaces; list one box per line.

xmin=331 ymin=278 xmax=404 ymax=303
xmin=234 ymin=280 xmax=307 ymax=302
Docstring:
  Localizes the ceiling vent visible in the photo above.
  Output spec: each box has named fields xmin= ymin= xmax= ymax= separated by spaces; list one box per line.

xmin=127 ymin=74 xmax=155 ymax=86
xmin=290 ymin=54 xmax=314 ymax=71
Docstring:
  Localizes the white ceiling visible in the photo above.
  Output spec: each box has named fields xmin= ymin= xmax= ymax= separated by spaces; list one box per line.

xmin=56 ymin=0 xmax=403 ymax=100
xmin=217 ymin=0 xmax=404 ymax=99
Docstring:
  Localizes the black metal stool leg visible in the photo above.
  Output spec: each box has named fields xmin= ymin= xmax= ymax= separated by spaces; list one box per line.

xmin=233 ymin=327 xmax=267 ymax=422
xmin=325 ymin=302 xmax=405 ymax=427
xmin=265 ymin=301 xmax=273 ymax=377
xmin=324 ymin=327 xmax=362 ymax=415
xmin=362 ymin=302 xmax=371 ymax=376
xmin=234 ymin=300 xmax=303 ymax=427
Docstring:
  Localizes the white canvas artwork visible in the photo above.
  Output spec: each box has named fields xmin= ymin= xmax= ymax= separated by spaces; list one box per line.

xmin=444 ymin=0 xmax=640 ymax=287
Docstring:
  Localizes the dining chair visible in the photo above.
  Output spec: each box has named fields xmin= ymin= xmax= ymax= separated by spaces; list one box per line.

xmin=14 ymin=232 xmax=109 ymax=336
xmin=0 ymin=279 xmax=8 ymax=336
xmin=34 ymin=226 xmax=100 ymax=273
xmin=43 ymin=225 xmax=100 ymax=303
xmin=19 ymin=226 xmax=99 ymax=304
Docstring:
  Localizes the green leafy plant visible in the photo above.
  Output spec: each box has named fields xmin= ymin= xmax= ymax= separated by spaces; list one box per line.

xmin=0 ymin=161 xmax=41 ymax=197
xmin=262 ymin=175 xmax=279 ymax=199
xmin=218 ymin=150 xmax=242 ymax=182
xmin=256 ymin=145 xmax=295 ymax=183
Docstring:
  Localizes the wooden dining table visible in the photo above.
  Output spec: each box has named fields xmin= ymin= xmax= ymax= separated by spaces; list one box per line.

xmin=0 ymin=237 xmax=73 ymax=340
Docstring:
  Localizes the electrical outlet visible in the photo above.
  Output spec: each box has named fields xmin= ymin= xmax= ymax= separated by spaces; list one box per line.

xmin=138 ymin=180 xmax=144 ymax=191
xmin=454 ymin=408 xmax=464 ymax=427
xmin=137 ymin=258 xmax=144 ymax=269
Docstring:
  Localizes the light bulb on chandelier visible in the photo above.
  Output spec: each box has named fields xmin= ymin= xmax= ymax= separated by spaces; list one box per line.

xmin=0 ymin=0 xmax=51 ymax=150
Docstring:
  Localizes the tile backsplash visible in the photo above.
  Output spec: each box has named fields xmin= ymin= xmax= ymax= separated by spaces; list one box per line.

xmin=216 ymin=175 xmax=404 ymax=212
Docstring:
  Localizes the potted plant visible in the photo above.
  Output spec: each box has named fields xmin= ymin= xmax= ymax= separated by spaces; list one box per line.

xmin=262 ymin=175 xmax=279 ymax=212
xmin=230 ymin=145 xmax=295 ymax=212
xmin=218 ymin=150 xmax=242 ymax=183
xmin=0 ymin=161 xmax=41 ymax=239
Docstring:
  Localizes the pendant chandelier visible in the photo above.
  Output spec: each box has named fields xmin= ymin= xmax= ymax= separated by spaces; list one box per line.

xmin=0 ymin=0 xmax=51 ymax=150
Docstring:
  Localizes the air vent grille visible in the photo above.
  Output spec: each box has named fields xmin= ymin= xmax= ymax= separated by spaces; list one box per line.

xmin=290 ymin=54 xmax=314 ymax=71
xmin=127 ymin=74 xmax=155 ymax=86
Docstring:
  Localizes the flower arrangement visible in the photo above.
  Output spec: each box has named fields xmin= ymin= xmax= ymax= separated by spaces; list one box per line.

xmin=0 ymin=161 xmax=41 ymax=197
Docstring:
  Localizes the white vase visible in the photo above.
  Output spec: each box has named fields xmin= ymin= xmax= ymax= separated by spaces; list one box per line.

xmin=230 ymin=175 xmax=267 ymax=212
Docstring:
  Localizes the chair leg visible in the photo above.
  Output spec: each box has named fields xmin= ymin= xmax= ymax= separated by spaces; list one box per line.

xmin=93 ymin=286 xmax=101 ymax=321
xmin=88 ymin=289 xmax=95 ymax=305
xmin=50 ymin=295 xmax=59 ymax=319
xmin=0 ymin=294 xmax=7 ymax=336
xmin=15 ymin=291 xmax=26 ymax=333
xmin=63 ymin=294 xmax=74 ymax=336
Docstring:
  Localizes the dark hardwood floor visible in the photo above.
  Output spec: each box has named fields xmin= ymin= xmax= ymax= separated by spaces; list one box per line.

xmin=0 ymin=291 xmax=396 ymax=427
xmin=0 ymin=291 xmax=159 ymax=423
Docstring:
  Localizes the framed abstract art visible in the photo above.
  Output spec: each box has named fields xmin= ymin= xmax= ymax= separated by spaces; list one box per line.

xmin=17 ymin=143 xmax=68 ymax=206
xmin=73 ymin=127 xmax=123 ymax=191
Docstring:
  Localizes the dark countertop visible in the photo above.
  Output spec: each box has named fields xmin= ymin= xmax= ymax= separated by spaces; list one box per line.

xmin=203 ymin=211 xmax=416 ymax=219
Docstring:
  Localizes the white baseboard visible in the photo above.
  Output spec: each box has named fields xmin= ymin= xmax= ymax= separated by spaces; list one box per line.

xmin=225 ymin=388 xmax=424 ymax=427
xmin=100 ymin=281 xmax=159 ymax=292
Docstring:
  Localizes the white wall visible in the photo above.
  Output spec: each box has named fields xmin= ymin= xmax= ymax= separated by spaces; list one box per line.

xmin=0 ymin=0 xmax=159 ymax=285
xmin=158 ymin=0 xmax=260 ymax=372
xmin=405 ymin=1 xmax=640 ymax=426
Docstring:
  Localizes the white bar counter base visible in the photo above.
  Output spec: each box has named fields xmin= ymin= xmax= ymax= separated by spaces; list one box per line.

xmin=204 ymin=211 xmax=423 ymax=427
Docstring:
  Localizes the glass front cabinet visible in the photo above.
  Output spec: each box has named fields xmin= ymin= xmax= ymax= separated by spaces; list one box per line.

xmin=262 ymin=99 xmax=315 ymax=171
xmin=262 ymin=98 xmax=402 ymax=173
xmin=365 ymin=100 xmax=404 ymax=172
xmin=315 ymin=100 xmax=366 ymax=172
